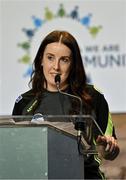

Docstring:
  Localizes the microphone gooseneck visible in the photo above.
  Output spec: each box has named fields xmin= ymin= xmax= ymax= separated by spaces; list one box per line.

xmin=55 ymin=74 xmax=83 ymax=115
xmin=54 ymin=74 xmax=85 ymax=134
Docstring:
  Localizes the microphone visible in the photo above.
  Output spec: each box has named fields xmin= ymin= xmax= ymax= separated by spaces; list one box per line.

xmin=55 ymin=73 xmax=61 ymax=89
xmin=31 ymin=113 xmax=44 ymax=124
xmin=54 ymin=74 xmax=85 ymax=137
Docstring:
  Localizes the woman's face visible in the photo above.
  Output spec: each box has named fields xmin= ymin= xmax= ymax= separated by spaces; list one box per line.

xmin=42 ymin=42 xmax=72 ymax=91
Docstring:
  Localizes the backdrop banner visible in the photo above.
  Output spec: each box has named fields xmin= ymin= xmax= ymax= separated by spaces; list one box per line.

xmin=0 ymin=0 xmax=126 ymax=114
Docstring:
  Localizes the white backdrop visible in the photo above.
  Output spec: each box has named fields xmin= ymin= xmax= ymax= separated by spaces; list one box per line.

xmin=0 ymin=0 xmax=126 ymax=115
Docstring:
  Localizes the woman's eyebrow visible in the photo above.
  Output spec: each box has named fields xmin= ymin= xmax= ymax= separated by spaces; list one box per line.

xmin=60 ymin=56 xmax=71 ymax=59
xmin=45 ymin=53 xmax=54 ymax=56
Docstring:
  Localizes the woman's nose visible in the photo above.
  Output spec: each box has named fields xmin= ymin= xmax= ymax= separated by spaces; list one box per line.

xmin=53 ymin=60 xmax=60 ymax=70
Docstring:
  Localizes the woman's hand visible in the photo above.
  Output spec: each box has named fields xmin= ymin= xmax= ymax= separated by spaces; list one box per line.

xmin=96 ymin=135 xmax=120 ymax=160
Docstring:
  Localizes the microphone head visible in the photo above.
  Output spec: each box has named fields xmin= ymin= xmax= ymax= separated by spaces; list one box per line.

xmin=55 ymin=74 xmax=61 ymax=84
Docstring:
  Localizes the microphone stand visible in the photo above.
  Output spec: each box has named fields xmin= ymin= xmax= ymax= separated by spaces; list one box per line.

xmin=55 ymin=74 xmax=105 ymax=156
xmin=55 ymin=74 xmax=87 ymax=155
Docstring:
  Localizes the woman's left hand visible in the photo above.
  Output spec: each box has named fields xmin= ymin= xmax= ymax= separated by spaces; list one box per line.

xmin=96 ymin=135 xmax=120 ymax=160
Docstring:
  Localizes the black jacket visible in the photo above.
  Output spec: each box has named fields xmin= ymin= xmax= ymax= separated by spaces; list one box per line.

xmin=12 ymin=84 xmax=116 ymax=179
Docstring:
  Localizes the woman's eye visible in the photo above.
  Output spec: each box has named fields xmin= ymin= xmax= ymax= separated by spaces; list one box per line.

xmin=61 ymin=58 xmax=70 ymax=63
xmin=47 ymin=56 xmax=54 ymax=61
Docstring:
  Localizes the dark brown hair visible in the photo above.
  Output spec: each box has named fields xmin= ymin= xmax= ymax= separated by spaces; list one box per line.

xmin=30 ymin=30 xmax=91 ymax=106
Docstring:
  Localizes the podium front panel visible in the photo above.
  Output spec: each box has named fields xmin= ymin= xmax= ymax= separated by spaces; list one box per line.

xmin=48 ymin=128 xmax=84 ymax=179
xmin=0 ymin=125 xmax=84 ymax=179
xmin=0 ymin=127 xmax=48 ymax=179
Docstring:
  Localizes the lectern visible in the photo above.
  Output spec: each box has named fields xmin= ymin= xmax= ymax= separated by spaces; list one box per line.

xmin=0 ymin=115 xmax=99 ymax=179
